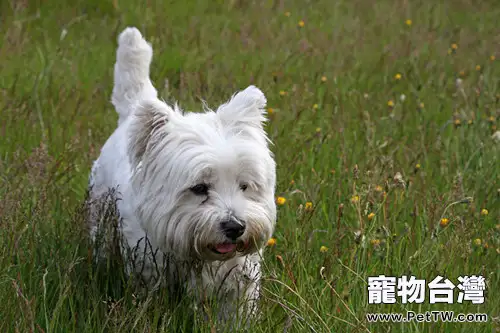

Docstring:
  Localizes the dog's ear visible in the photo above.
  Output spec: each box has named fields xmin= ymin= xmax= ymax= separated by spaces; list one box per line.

xmin=216 ymin=85 xmax=267 ymax=128
xmin=128 ymin=99 xmax=176 ymax=168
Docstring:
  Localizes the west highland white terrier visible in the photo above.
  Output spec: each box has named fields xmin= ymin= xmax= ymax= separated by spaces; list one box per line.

xmin=87 ymin=27 xmax=277 ymax=320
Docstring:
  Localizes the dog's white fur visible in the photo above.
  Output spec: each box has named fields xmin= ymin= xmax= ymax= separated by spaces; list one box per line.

xmin=87 ymin=27 xmax=276 ymax=318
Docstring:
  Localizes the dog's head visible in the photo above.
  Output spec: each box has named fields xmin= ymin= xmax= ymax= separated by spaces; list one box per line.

xmin=127 ymin=86 xmax=276 ymax=261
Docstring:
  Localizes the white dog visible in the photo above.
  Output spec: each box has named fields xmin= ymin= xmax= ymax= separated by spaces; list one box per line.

xmin=87 ymin=27 xmax=276 ymax=320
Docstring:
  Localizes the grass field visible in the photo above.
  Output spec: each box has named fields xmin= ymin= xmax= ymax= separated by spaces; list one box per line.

xmin=1 ymin=0 xmax=499 ymax=332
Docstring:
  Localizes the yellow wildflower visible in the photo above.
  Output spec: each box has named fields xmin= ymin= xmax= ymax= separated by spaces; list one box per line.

xmin=440 ymin=218 xmax=450 ymax=227
xmin=371 ymin=239 xmax=381 ymax=246
xmin=473 ymin=238 xmax=482 ymax=246
xmin=480 ymin=209 xmax=488 ymax=216
xmin=284 ymin=11 xmax=291 ymax=17
xmin=405 ymin=19 xmax=412 ymax=26
xmin=476 ymin=65 xmax=481 ymax=71
xmin=276 ymin=197 xmax=286 ymax=205
xmin=267 ymin=238 xmax=277 ymax=247
xmin=367 ymin=212 xmax=375 ymax=220
xmin=419 ymin=102 xmax=425 ymax=108
xmin=321 ymin=76 xmax=327 ymax=82
xmin=451 ymin=43 xmax=458 ymax=50
xmin=459 ymin=70 xmax=465 ymax=77
xmin=415 ymin=163 xmax=421 ymax=169
xmin=279 ymin=90 xmax=287 ymax=96
xmin=305 ymin=202 xmax=313 ymax=211
xmin=454 ymin=119 xmax=461 ymax=126
xmin=267 ymin=107 xmax=274 ymax=114
xmin=320 ymin=246 xmax=328 ymax=253
xmin=387 ymin=100 xmax=395 ymax=107
xmin=489 ymin=116 xmax=495 ymax=122
xmin=351 ymin=195 xmax=360 ymax=203
xmin=298 ymin=20 xmax=305 ymax=27
xmin=394 ymin=73 xmax=402 ymax=80
xmin=290 ymin=179 xmax=295 ymax=185
xmin=313 ymin=103 xmax=319 ymax=110
xmin=490 ymin=55 xmax=495 ymax=61
xmin=375 ymin=185 xmax=383 ymax=192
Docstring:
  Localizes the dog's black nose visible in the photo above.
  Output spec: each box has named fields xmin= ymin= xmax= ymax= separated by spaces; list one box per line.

xmin=221 ymin=217 xmax=245 ymax=240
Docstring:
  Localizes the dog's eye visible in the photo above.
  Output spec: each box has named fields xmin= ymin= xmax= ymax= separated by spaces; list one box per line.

xmin=240 ymin=184 xmax=248 ymax=192
xmin=190 ymin=183 xmax=209 ymax=195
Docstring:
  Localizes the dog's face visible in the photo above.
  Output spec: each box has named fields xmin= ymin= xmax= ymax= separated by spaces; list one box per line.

xmin=127 ymin=86 xmax=276 ymax=261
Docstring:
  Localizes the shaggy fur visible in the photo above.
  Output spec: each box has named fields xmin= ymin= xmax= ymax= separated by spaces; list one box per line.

xmin=87 ymin=27 xmax=277 ymax=320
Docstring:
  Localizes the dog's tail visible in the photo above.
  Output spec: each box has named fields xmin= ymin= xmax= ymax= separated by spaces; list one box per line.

xmin=112 ymin=27 xmax=158 ymax=126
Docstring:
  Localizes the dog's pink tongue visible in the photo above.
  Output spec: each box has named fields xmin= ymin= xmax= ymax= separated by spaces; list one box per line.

xmin=215 ymin=243 xmax=236 ymax=254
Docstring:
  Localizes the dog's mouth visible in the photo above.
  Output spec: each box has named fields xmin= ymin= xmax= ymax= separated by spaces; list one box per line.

xmin=209 ymin=241 xmax=248 ymax=255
